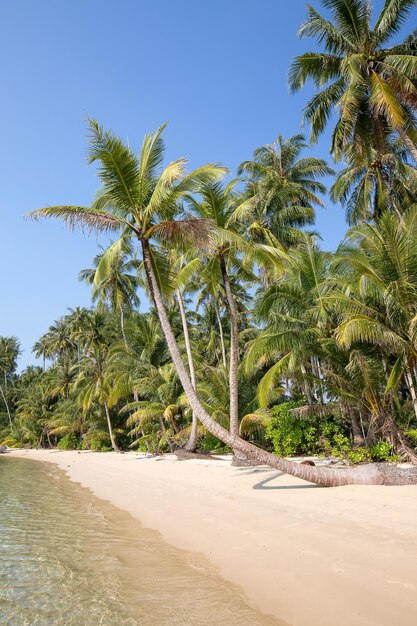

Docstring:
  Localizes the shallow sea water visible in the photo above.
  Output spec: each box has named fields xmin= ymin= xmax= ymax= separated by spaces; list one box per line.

xmin=0 ymin=457 xmax=279 ymax=625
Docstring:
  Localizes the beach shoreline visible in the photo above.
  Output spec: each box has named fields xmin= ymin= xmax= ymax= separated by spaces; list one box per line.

xmin=6 ymin=448 xmax=417 ymax=626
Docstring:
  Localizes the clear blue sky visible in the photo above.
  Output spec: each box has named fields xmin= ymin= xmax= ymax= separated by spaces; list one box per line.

xmin=0 ymin=0 xmax=412 ymax=369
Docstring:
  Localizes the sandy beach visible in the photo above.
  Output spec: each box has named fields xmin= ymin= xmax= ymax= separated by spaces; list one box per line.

xmin=7 ymin=449 xmax=417 ymax=626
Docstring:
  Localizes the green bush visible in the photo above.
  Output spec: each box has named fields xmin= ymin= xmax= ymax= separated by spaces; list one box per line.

xmin=265 ymin=401 xmax=348 ymax=457
xmin=198 ymin=432 xmax=231 ymax=454
xmin=89 ymin=439 xmax=112 ymax=452
xmin=347 ymin=447 xmax=371 ymax=464
xmin=58 ymin=433 xmax=80 ymax=450
xmin=348 ymin=441 xmax=399 ymax=464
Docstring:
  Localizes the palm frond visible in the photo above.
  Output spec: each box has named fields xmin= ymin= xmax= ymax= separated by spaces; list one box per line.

xmin=27 ymin=206 xmax=127 ymax=234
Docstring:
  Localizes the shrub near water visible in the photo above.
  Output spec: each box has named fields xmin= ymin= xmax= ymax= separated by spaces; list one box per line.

xmin=265 ymin=401 xmax=348 ymax=457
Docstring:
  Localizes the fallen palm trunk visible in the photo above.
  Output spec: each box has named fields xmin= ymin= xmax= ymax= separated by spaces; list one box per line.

xmin=143 ymin=238 xmax=417 ymax=487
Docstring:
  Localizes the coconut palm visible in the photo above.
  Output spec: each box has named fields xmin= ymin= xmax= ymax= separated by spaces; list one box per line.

xmin=79 ymin=239 xmax=140 ymax=347
xmin=15 ymin=376 xmax=52 ymax=447
xmin=235 ymin=134 xmax=334 ymax=245
xmin=187 ymin=181 xmax=253 ymax=438
xmin=289 ymin=0 xmax=417 ymax=161
xmin=332 ymin=206 xmax=417 ymax=417
xmin=75 ymin=346 xmax=120 ymax=452
xmin=121 ymin=363 xmax=190 ymax=451
xmin=38 ymin=318 xmax=76 ymax=364
xmin=245 ymin=236 xmax=332 ymax=409
xmin=29 ymin=120 xmax=417 ymax=485
xmin=0 ymin=336 xmax=21 ymax=428
xmin=330 ymin=141 xmax=417 ymax=223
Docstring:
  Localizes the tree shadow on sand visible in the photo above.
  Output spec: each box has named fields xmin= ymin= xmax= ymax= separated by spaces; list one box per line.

xmin=235 ymin=467 xmax=323 ymax=490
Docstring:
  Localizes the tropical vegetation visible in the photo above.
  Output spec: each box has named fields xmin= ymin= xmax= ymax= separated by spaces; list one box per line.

xmin=3 ymin=0 xmax=417 ymax=486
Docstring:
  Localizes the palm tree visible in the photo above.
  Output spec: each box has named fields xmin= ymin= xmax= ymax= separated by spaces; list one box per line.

xmin=0 ymin=336 xmax=21 ymax=428
xmin=331 ymin=206 xmax=417 ymax=442
xmin=289 ymin=0 xmax=417 ymax=161
xmin=187 ymin=181 xmax=250 ymax=438
xmin=39 ymin=318 xmax=76 ymax=364
xmin=29 ymin=119 xmax=417 ymax=485
xmin=15 ymin=375 xmax=51 ymax=447
xmin=75 ymin=346 xmax=120 ymax=452
xmin=245 ymin=236 xmax=332 ymax=410
xmin=330 ymin=141 xmax=417 ymax=223
xmin=236 ymin=134 xmax=334 ymax=244
xmin=121 ymin=362 xmax=189 ymax=451
xmin=79 ymin=239 xmax=140 ymax=347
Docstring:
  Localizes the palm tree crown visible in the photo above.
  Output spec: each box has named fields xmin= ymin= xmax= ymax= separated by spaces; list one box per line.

xmin=289 ymin=0 xmax=417 ymax=160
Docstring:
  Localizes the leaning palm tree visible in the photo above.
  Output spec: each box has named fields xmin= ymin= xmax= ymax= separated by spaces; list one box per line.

xmin=289 ymin=0 xmax=417 ymax=161
xmin=29 ymin=119 xmax=417 ymax=485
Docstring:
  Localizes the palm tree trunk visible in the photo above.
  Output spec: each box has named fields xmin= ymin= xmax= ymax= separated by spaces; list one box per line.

xmin=0 ymin=384 xmax=12 ymax=429
xmin=300 ymin=363 xmax=314 ymax=404
xmin=405 ymin=367 xmax=417 ymax=420
xmin=103 ymin=401 xmax=120 ymax=452
xmin=218 ymin=252 xmax=239 ymax=437
xmin=133 ymin=389 xmax=151 ymax=452
xmin=120 ymin=306 xmax=128 ymax=349
xmin=176 ymin=290 xmax=198 ymax=452
xmin=141 ymin=239 xmax=417 ymax=486
xmin=350 ymin=412 xmax=365 ymax=448
xmin=372 ymin=114 xmax=387 ymax=157
xmin=214 ymin=300 xmax=227 ymax=369
xmin=398 ymin=128 xmax=417 ymax=164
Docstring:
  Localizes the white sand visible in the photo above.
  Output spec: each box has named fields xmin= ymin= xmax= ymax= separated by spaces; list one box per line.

xmin=7 ymin=449 xmax=417 ymax=626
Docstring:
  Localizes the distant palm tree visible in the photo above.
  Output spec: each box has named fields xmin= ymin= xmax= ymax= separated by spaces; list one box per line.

xmin=79 ymin=239 xmax=140 ymax=347
xmin=289 ymin=0 xmax=417 ymax=161
xmin=75 ymin=346 xmax=120 ymax=452
xmin=0 ymin=336 xmax=20 ymax=428
xmin=236 ymin=134 xmax=334 ymax=244
xmin=331 ymin=141 xmax=417 ymax=223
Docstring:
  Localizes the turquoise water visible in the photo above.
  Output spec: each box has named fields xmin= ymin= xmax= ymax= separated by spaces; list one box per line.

xmin=0 ymin=457 xmax=278 ymax=625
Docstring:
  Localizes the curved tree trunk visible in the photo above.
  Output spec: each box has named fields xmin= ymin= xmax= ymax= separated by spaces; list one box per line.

xmin=103 ymin=401 xmax=120 ymax=452
xmin=214 ymin=300 xmax=227 ymax=369
xmin=176 ymin=290 xmax=199 ymax=451
xmin=218 ymin=252 xmax=239 ymax=437
xmin=141 ymin=239 xmax=417 ymax=486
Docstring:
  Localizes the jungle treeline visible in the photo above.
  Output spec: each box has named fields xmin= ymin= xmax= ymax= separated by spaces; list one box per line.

xmin=2 ymin=1 xmax=417 ymax=486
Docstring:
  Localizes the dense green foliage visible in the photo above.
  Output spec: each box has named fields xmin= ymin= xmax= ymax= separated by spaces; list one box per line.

xmin=265 ymin=402 xmax=347 ymax=457
xmin=2 ymin=0 xmax=417 ymax=465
